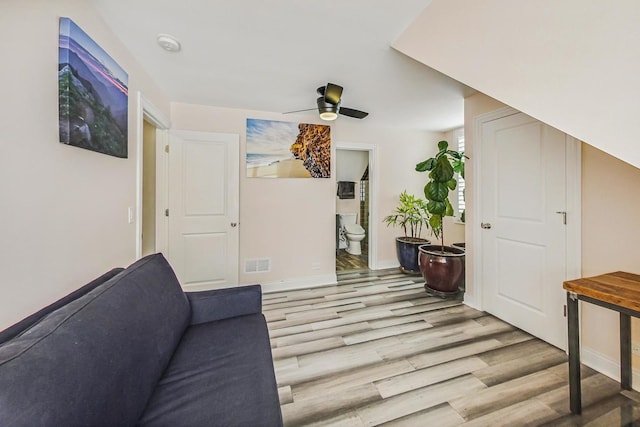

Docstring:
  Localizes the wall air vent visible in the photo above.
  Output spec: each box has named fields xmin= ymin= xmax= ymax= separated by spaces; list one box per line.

xmin=244 ymin=258 xmax=271 ymax=273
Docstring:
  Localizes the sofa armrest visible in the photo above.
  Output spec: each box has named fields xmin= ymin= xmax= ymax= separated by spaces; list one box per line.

xmin=186 ymin=284 xmax=262 ymax=325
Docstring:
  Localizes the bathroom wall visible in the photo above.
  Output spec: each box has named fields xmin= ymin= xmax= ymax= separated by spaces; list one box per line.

xmin=336 ymin=149 xmax=368 ymax=221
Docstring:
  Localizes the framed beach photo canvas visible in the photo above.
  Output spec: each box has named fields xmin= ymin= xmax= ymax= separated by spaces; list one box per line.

xmin=58 ymin=17 xmax=129 ymax=158
xmin=246 ymin=118 xmax=331 ymax=178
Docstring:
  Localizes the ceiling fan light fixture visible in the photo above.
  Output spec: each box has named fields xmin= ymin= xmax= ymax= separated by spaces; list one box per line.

xmin=320 ymin=111 xmax=338 ymax=121
xmin=317 ymin=96 xmax=338 ymax=121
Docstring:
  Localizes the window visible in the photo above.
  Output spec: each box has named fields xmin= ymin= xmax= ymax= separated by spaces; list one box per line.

xmin=360 ymin=166 xmax=369 ymax=202
xmin=360 ymin=180 xmax=367 ymax=202
xmin=454 ymin=128 xmax=465 ymax=220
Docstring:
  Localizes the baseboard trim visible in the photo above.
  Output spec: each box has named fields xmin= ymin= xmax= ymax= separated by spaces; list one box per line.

xmin=375 ymin=260 xmax=400 ymax=270
xmin=581 ymin=345 xmax=640 ymax=392
xmin=462 ymin=292 xmax=481 ymax=311
xmin=261 ymin=274 xmax=338 ymax=293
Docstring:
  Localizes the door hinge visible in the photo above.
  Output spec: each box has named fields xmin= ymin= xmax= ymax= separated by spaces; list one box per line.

xmin=165 ymin=145 xmax=169 ymax=153
xmin=564 ymin=304 xmax=567 ymax=317
xmin=165 ymin=209 xmax=169 ymax=217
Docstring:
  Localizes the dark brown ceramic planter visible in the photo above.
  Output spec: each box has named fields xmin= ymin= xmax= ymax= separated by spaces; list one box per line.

xmin=418 ymin=244 xmax=465 ymax=297
xmin=396 ymin=237 xmax=430 ymax=274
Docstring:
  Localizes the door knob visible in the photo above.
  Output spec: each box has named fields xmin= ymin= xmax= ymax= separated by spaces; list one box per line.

xmin=555 ymin=211 xmax=567 ymax=225
xmin=481 ymin=222 xmax=492 ymax=229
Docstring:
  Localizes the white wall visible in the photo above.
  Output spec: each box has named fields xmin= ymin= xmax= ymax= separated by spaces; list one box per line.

xmin=336 ymin=150 xmax=368 ymax=184
xmin=170 ymin=102 xmax=442 ymax=283
xmin=0 ymin=0 xmax=445 ymax=329
xmin=581 ymin=144 xmax=640 ymax=372
xmin=394 ymin=0 xmax=640 ymax=169
xmin=0 ymin=0 xmax=169 ymax=329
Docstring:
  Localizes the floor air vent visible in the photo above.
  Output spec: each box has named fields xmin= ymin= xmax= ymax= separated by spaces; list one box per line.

xmin=244 ymin=258 xmax=271 ymax=273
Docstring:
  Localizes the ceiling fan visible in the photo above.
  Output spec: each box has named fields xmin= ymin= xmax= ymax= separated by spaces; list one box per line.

xmin=284 ymin=83 xmax=369 ymax=121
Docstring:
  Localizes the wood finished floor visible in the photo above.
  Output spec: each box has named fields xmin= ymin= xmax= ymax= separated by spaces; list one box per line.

xmin=263 ymin=268 xmax=640 ymax=426
xmin=336 ymin=249 xmax=369 ymax=272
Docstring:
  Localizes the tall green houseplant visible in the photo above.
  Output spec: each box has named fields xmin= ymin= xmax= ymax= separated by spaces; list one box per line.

xmin=415 ymin=140 xmax=464 ymax=252
xmin=383 ymin=191 xmax=430 ymax=239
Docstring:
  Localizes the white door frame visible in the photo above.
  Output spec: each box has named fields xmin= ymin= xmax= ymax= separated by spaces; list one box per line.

xmin=470 ymin=107 xmax=582 ymax=312
xmin=135 ymin=92 xmax=171 ymax=259
xmin=335 ymin=142 xmax=379 ymax=270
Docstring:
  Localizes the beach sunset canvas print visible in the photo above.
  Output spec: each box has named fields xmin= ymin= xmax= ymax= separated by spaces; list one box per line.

xmin=58 ymin=18 xmax=128 ymax=158
xmin=246 ymin=119 xmax=331 ymax=178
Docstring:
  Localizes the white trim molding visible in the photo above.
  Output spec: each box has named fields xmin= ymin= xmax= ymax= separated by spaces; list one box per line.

xmin=135 ymin=92 xmax=171 ymax=259
xmin=335 ymin=142 xmax=379 ymax=270
xmin=462 ymin=292 xmax=481 ymax=311
xmin=470 ymin=106 xmax=519 ymax=309
xmin=375 ymin=259 xmax=401 ymax=271
xmin=565 ymin=135 xmax=582 ymax=281
xmin=581 ymin=345 xmax=640 ymax=392
xmin=261 ymin=274 xmax=338 ymax=293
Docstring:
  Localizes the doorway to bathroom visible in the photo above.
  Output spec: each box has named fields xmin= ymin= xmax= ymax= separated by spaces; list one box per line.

xmin=335 ymin=144 xmax=377 ymax=272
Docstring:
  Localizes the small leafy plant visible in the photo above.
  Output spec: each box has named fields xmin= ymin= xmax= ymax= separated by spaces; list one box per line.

xmin=415 ymin=140 xmax=465 ymax=252
xmin=383 ymin=191 xmax=430 ymax=240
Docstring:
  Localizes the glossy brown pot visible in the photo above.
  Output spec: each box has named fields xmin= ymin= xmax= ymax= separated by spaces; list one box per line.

xmin=418 ymin=245 xmax=465 ymax=297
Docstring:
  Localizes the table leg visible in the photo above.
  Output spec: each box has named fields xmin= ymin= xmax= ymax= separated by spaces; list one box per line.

xmin=567 ymin=292 xmax=581 ymax=414
xmin=620 ymin=312 xmax=632 ymax=390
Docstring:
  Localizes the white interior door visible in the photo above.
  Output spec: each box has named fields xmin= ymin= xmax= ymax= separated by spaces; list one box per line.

xmin=168 ymin=130 xmax=239 ymax=291
xmin=480 ymin=112 xmax=568 ymax=349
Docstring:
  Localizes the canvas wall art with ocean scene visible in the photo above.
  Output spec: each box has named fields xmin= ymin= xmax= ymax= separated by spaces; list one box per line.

xmin=246 ymin=119 xmax=331 ymax=178
xmin=58 ymin=17 xmax=128 ymax=158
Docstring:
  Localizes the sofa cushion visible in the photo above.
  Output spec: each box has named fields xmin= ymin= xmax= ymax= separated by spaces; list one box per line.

xmin=187 ymin=284 xmax=262 ymax=325
xmin=137 ymin=314 xmax=283 ymax=427
xmin=0 ymin=253 xmax=191 ymax=427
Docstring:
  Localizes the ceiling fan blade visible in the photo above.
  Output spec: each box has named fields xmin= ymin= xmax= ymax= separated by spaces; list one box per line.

xmin=282 ymin=107 xmax=317 ymax=114
xmin=324 ymin=83 xmax=343 ymax=105
xmin=339 ymin=107 xmax=369 ymax=119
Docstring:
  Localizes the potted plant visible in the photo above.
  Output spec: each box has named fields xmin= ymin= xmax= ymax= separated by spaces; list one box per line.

xmin=415 ymin=140 xmax=465 ymax=296
xmin=383 ymin=191 xmax=430 ymax=274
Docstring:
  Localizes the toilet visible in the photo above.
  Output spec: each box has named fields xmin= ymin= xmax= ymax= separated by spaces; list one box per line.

xmin=338 ymin=213 xmax=366 ymax=255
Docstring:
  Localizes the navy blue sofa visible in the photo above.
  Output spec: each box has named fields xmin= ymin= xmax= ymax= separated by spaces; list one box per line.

xmin=0 ymin=253 xmax=283 ymax=426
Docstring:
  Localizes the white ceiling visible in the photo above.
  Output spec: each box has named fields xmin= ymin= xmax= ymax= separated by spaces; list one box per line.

xmin=90 ymin=0 xmax=473 ymax=131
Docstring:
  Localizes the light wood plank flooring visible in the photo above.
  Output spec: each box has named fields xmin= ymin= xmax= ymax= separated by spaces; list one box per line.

xmin=263 ymin=268 xmax=640 ymax=426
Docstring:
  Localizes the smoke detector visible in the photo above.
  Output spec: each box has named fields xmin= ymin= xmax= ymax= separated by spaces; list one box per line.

xmin=156 ymin=34 xmax=181 ymax=52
